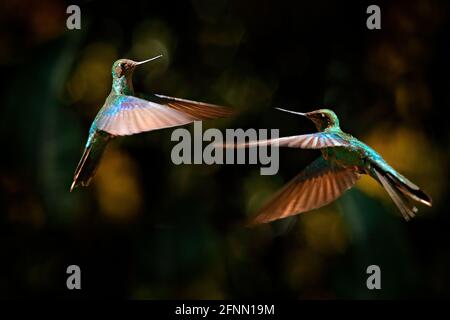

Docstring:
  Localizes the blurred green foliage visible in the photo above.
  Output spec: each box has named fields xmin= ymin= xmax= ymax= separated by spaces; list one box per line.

xmin=0 ymin=0 xmax=449 ymax=298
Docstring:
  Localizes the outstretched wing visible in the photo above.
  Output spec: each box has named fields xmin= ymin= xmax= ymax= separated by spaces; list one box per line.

xmin=223 ymin=132 xmax=349 ymax=149
xmin=153 ymin=94 xmax=233 ymax=119
xmin=95 ymin=95 xmax=232 ymax=136
xmin=250 ymin=157 xmax=360 ymax=225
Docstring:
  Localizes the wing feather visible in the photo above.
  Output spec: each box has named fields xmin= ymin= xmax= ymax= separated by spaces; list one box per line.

xmin=222 ymin=132 xmax=348 ymax=150
xmin=96 ymin=95 xmax=231 ymax=136
xmin=250 ymin=156 xmax=360 ymax=225
xmin=153 ymin=94 xmax=233 ymax=119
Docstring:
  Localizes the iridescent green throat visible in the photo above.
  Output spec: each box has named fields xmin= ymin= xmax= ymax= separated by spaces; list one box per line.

xmin=112 ymin=75 xmax=134 ymax=95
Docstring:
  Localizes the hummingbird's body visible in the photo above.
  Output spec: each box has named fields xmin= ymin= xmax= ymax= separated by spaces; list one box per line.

xmin=71 ymin=55 xmax=232 ymax=191
xmin=237 ymin=108 xmax=432 ymax=224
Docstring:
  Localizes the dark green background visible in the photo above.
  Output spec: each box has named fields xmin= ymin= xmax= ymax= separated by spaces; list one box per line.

xmin=0 ymin=0 xmax=449 ymax=298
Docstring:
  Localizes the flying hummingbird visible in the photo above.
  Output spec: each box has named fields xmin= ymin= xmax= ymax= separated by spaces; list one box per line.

xmin=70 ymin=55 xmax=232 ymax=191
xmin=235 ymin=108 xmax=432 ymax=224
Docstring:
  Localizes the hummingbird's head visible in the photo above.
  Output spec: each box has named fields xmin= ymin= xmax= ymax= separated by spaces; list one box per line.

xmin=305 ymin=109 xmax=340 ymax=131
xmin=112 ymin=59 xmax=136 ymax=78
xmin=112 ymin=55 xmax=163 ymax=78
xmin=276 ymin=108 xmax=340 ymax=131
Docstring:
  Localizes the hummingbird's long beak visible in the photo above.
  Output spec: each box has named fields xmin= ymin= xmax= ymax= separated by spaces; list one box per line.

xmin=134 ymin=54 xmax=163 ymax=66
xmin=275 ymin=107 xmax=306 ymax=116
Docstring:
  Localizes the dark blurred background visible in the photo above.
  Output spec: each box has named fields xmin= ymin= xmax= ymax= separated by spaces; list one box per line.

xmin=0 ymin=0 xmax=449 ymax=299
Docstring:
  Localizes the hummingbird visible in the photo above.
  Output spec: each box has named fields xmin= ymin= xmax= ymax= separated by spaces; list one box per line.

xmin=235 ymin=108 xmax=432 ymax=225
xmin=70 ymin=55 xmax=232 ymax=191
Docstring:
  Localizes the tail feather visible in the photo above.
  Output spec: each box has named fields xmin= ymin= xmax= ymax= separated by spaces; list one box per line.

xmin=372 ymin=162 xmax=432 ymax=220
xmin=70 ymin=131 xmax=111 ymax=192
xmin=385 ymin=172 xmax=432 ymax=207
xmin=374 ymin=170 xmax=417 ymax=221
xmin=371 ymin=159 xmax=432 ymax=207
xmin=70 ymin=146 xmax=94 ymax=192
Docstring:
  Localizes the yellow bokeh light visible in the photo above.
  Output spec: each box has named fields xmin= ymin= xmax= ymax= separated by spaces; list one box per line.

xmin=356 ymin=125 xmax=445 ymax=207
xmin=94 ymin=145 xmax=142 ymax=222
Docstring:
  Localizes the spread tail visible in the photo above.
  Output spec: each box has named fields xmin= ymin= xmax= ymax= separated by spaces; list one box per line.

xmin=372 ymin=166 xmax=432 ymax=221
xmin=384 ymin=171 xmax=432 ymax=207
